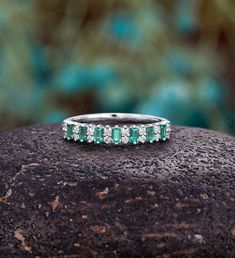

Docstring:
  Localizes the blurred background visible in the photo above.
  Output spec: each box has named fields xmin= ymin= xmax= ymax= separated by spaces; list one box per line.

xmin=0 ymin=0 xmax=235 ymax=135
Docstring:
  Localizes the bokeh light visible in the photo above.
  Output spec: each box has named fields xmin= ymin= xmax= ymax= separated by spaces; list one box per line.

xmin=0 ymin=0 xmax=235 ymax=135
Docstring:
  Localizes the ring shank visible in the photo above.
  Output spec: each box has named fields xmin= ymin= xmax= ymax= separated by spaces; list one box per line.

xmin=68 ymin=113 xmax=169 ymax=124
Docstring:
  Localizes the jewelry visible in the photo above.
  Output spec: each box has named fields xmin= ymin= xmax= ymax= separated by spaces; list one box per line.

xmin=62 ymin=113 xmax=171 ymax=145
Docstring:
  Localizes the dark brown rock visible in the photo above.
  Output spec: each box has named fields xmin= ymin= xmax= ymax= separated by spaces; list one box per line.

xmin=0 ymin=124 xmax=235 ymax=257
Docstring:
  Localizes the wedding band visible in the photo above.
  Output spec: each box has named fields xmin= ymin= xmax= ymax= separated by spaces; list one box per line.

xmin=62 ymin=113 xmax=171 ymax=144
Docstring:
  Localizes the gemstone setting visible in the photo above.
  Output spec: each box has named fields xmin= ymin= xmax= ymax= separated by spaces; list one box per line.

xmin=160 ymin=124 xmax=167 ymax=141
xmin=122 ymin=136 xmax=129 ymax=144
xmin=66 ymin=124 xmax=74 ymax=140
xmin=63 ymin=118 xmax=170 ymax=144
xmin=87 ymin=135 xmax=94 ymax=143
xmin=121 ymin=126 xmax=130 ymax=137
xmin=139 ymin=125 xmax=146 ymax=135
xmin=112 ymin=127 xmax=122 ymax=144
xmin=129 ymin=127 xmax=140 ymax=144
xmin=87 ymin=124 xmax=95 ymax=135
xmin=146 ymin=126 xmax=155 ymax=143
xmin=79 ymin=126 xmax=88 ymax=142
xmin=94 ymin=126 xmax=104 ymax=143
xmin=104 ymin=126 xmax=112 ymax=137
xmin=166 ymin=123 xmax=171 ymax=139
xmin=104 ymin=136 xmax=111 ymax=144
xmin=139 ymin=135 xmax=146 ymax=143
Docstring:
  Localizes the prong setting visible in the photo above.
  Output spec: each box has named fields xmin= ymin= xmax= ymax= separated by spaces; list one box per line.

xmin=62 ymin=114 xmax=170 ymax=145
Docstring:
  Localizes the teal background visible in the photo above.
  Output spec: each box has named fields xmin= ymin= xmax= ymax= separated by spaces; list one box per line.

xmin=0 ymin=0 xmax=235 ymax=135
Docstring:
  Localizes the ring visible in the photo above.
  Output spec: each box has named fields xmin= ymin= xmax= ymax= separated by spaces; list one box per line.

xmin=62 ymin=113 xmax=171 ymax=144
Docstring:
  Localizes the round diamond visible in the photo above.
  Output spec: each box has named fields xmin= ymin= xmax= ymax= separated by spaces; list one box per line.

xmin=87 ymin=135 xmax=94 ymax=143
xmin=139 ymin=135 xmax=146 ymax=143
xmin=87 ymin=124 xmax=95 ymax=135
xmin=166 ymin=123 xmax=171 ymax=139
xmin=154 ymin=124 xmax=160 ymax=134
xmin=74 ymin=133 xmax=79 ymax=141
xmin=155 ymin=133 xmax=160 ymax=142
xmin=104 ymin=126 xmax=112 ymax=137
xmin=122 ymin=136 xmax=129 ymax=144
xmin=121 ymin=126 xmax=130 ymax=137
xmin=73 ymin=125 xmax=79 ymax=134
xmin=166 ymin=123 xmax=171 ymax=132
xmin=104 ymin=136 xmax=111 ymax=144
xmin=139 ymin=125 xmax=146 ymax=135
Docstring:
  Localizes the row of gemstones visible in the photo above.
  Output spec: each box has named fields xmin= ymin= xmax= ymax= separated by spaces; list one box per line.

xmin=63 ymin=122 xmax=170 ymax=144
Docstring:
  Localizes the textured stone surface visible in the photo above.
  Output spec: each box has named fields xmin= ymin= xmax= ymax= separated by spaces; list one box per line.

xmin=0 ymin=124 xmax=235 ymax=257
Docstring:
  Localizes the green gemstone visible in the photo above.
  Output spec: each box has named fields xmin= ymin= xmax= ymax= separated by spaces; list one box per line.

xmin=79 ymin=126 xmax=87 ymax=142
xmin=67 ymin=124 xmax=74 ymax=140
xmin=160 ymin=124 xmax=167 ymax=141
xmin=112 ymin=127 xmax=121 ymax=144
xmin=129 ymin=128 xmax=139 ymax=144
xmin=146 ymin=126 xmax=155 ymax=142
xmin=94 ymin=127 xmax=104 ymax=143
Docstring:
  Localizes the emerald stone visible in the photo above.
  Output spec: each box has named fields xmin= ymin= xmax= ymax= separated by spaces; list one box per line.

xmin=66 ymin=124 xmax=74 ymax=140
xmin=112 ymin=127 xmax=121 ymax=144
xmin=79 ymin=126 xmax=87 ymax=142
xmin=160 ymin=124 xmax=167 ymax=141
xmin=146 ymin=126 xmax=155 ymax=142
xmin=129 ymin=128 xmax=139 ymax=144
xmin=94 ymin=127 xmax=104 ymax=143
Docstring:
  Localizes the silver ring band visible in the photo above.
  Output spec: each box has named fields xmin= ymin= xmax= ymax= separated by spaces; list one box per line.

xmin=62 ymin=113 xmax=171 ymax=144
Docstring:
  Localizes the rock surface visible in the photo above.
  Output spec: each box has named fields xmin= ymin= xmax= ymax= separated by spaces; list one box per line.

xmin=0 ymin=124 xmax=235 ymax=258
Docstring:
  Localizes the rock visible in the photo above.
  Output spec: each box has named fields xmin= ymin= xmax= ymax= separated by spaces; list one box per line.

xmin=0 ymin=124 xmax=235 ymax=257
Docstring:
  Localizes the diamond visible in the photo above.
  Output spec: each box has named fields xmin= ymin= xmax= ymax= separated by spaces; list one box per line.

xmin=112 ymin=127 xmax=122 ymax=144
xmin=73 ymin=125 xmax=79 ymax=133
xmin=104 ymin=126 xmax=112 ymax=137
xmin=104 ymin=136 xmax=111 ymax=144
xmin=155 ymin=133 xmax=160 ymax=142
xmin=66 ymin=124 xmax=74 ymax=140
xmin=129 ymin=127 xmax=139 ymax=144
xmin=74 ymin=133 xmax=79 ymax=141
xmin=139 ymin=125 xmax=146 ymax=135
xmin=94 ymin=126 xmax=104 ymax=143
xmin=166 ymin=123 xmax=171 ymax=139
xmin=87 ymin=135 xmax=94 ymax=143
xmin=79 ymin=126 xmax=88 ymax=142
xmin=87 ymin=124 xmax=95 ymax=135
xmin=121 ymin=126 xmax=130 ymax=137
xmin=146 ymin=126 xmax=155 ymax=143
xmin=122 ymin=136 xmax=129 ymax=144
xmin=154 ymin=124 xmax=160 ymax=134
xmin=139 ymin=135 xmax=146 ymax=143
xmin=63 ymin=122 xmax=67 ymax=138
